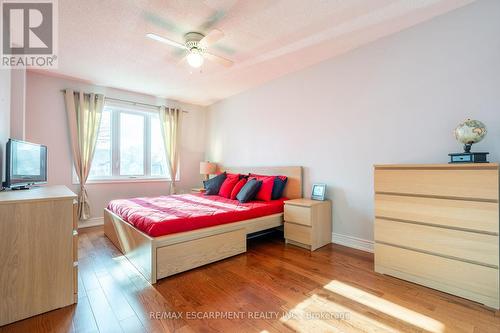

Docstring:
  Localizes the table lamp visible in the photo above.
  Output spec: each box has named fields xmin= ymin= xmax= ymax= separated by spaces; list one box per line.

xmin=200 ymin=161 xmax=217 ymax=181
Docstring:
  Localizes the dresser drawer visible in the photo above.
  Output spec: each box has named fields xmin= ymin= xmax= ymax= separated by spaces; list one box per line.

xmin=73 ymin=230 xmax=78 ymax=262
xmin=375 ymin=194 xmax=499 ymax=234
xmin=284 ymin=204 xmax=311 ymax=226
xmin=375 ymin=243 xmax=499 ymax=308
xmin=73 ymin=262 xmax=78 ymax=303
xmin=375 ymin=219 xmax=499 ymax=267
xmin=285 ymin=222 xmax=311 ymax=245
xmin=73 ymin=200 xmax=78 ymax=230
xmin=375 ymin=167 xmax=499 ymax=201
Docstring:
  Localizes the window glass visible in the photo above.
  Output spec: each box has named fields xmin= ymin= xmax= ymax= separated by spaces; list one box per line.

xmin=119 ymin=112 xmax=145 ymax=176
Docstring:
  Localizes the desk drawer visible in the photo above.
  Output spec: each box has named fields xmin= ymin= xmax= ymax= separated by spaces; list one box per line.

xmin=375 ymin=219 xmax=499 ymax=267
xmin=284 ymin=204 xmax=311 ymax=226
xmin=285 ymin=222 xmax=311 ymax=245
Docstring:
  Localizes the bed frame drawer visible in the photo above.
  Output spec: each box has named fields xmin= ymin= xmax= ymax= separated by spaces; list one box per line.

xmin=375 ymin=219 xmax=499 ymax=267
xmin=375 ymin=243 xmax=499 ymax=308
xmin=156 ymin=228 xmax=246 ymax=279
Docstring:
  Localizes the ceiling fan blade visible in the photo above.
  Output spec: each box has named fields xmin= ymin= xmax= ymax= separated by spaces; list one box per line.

xmin=198 ymin=10 xmax=226 ymax=31
xmin=204 ymin=52 xmax=233 ymax=67
xmin=146 ymin=33 xmax=187 ymax=50
xmin=199 ymin=29 xmax=224 ymax=48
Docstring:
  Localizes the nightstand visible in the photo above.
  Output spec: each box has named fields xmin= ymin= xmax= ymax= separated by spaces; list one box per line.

xmin=191 ymin=187 xmax=206 ymax=193
xmin=284 ymin=198 xmax=332 ymax=251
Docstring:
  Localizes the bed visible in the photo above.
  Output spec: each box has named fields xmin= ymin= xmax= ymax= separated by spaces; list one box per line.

xmin=104 ymin=166 xmax=302 ymax=284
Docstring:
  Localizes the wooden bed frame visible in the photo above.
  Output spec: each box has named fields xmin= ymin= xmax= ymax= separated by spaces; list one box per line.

xmin=104 ymin=166 xmax=302 ymax=284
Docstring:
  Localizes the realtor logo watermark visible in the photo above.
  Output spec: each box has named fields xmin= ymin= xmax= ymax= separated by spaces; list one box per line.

xmin=1 ymin=0 xmax=58 ymax=68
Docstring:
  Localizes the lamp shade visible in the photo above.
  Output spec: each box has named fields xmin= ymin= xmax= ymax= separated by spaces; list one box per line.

xmin=200 ymin=161 xmax=217 ymax=175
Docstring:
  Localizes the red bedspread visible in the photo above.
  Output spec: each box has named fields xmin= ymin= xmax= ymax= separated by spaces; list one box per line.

xmin=107 ymin=193 xmax=286 ymax=237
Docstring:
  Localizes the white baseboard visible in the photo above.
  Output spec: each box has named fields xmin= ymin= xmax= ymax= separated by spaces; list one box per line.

xmin=79 ymin=217 xmax=104 ymax=229
xmin=332 ymin=232 xmax=374 ymax=253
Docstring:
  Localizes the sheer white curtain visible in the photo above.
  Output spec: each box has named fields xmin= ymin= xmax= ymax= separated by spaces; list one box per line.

xmin=64 ymin=89 xmax=105 ymax=220
xmin=159 ymin=106 xmax=183 ymax=194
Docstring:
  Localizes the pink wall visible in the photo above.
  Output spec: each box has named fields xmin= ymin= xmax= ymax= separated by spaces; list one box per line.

xmin=0 ymin=69 xmax=11 ymax=182
xmin=25 ymin=71 xmax=207 ymax=224
xmin=10 ymin=69 xmax=26 ymax=140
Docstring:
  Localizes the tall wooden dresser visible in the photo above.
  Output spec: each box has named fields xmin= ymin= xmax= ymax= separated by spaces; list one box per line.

xmin=374 ymin=164 xmax=499 ymax=309
xmin=0 ymin=186 xmax=78 ymax=326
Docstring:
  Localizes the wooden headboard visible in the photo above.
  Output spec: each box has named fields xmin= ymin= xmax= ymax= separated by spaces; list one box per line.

xmin=220 ymin=166 xmax=303 ymax=199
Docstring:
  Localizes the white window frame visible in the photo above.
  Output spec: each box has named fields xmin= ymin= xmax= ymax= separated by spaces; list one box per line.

xmin=72 ymin=101 xmax=179 ymax=184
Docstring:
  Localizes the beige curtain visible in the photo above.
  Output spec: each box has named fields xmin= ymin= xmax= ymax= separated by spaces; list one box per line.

xmin=159 ymin=106 xmax=183 ymax=194
xmin=64 ymin=89 xmax=105 ymax=220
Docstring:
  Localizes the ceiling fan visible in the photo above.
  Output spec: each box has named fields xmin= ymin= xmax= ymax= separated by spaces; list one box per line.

xmin=146 ymin=29 xmax=233 ymax=68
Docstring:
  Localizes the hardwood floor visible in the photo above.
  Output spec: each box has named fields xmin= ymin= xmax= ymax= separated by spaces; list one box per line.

xmin=1 ymin=226 xmax=499 ymax=333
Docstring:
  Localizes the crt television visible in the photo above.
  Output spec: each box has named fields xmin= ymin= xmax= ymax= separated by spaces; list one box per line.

xmin=3 ymin=139 xmax=48 ymax=189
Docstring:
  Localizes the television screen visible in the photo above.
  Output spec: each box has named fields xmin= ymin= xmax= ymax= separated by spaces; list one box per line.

xmin=4 ymin=139 xmax=47 ymax=189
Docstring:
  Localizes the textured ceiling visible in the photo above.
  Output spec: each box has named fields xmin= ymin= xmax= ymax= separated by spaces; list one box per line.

xmin=34 ymin=0 xmax=475 ymax=105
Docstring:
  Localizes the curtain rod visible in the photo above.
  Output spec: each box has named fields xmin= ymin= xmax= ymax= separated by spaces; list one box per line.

xmin=60 ymin=90 xmax=188 ymax=113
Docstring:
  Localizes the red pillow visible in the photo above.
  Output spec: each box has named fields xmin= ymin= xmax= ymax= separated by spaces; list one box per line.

xmin=218 ymin=174 xmax=240 ymax=198
xmin=249 ymin=175 xmax=275 ymax=201
xmin=230 ymin=178 xmax=247 ymax=200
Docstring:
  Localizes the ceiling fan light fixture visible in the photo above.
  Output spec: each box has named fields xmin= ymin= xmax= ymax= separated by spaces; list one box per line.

xmin=146 ymin=31 xmax=233 ymax=68
xmin=187 ymin=48 xmax=204 ymax=68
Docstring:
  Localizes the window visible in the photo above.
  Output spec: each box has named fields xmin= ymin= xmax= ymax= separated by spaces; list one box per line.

xmin=85 ymin=102 xmax=175 ymax=182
